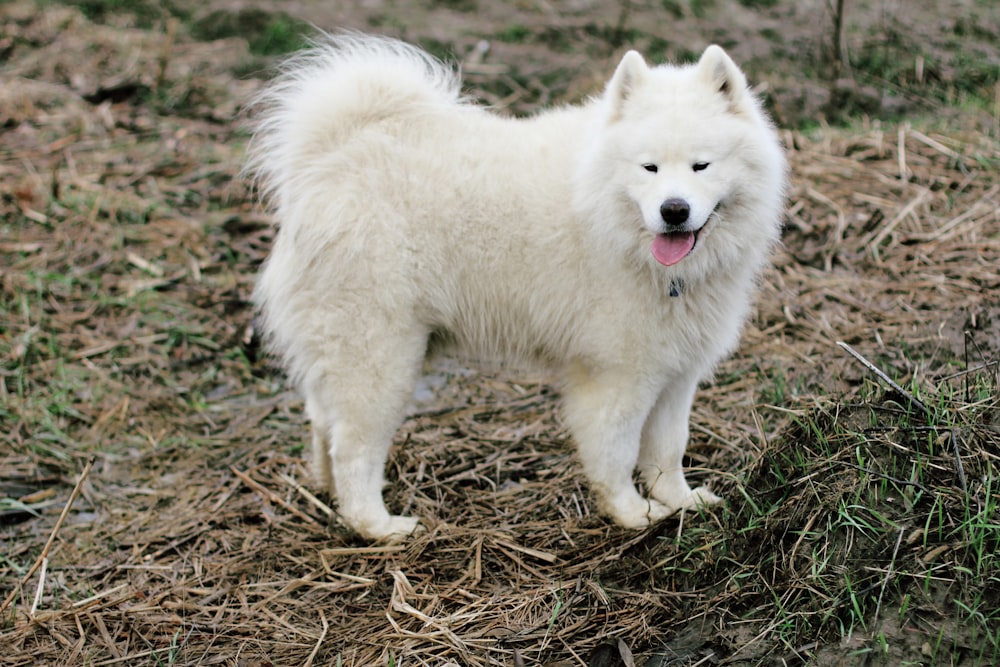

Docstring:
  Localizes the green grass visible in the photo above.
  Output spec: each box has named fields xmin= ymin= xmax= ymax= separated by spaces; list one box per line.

xmin=651 ymin=356 xmax=1000 ymax=663
xmin=495 ymin=24 xmax=532 ymax=44
xmin=428 ymin=0 xmax=478 ymax=12
xmin=51 ymin=0 xmax=190 ymax=27
xmin=191 ymin=9 xmax=310 ymax=57
xmin=48 ymin=1 xmax=311 ymax=58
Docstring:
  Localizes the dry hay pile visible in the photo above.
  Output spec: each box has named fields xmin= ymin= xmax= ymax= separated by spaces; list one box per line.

xmin=2 ymin=3 xmax=999 ymax=666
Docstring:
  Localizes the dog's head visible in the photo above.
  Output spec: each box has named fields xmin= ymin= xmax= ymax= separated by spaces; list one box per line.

xmin=576 ymin=45 xmax=787 ymax=278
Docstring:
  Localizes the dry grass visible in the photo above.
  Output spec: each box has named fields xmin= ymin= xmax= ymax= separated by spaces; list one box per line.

xmin=2 ymin=2 xmax=999 ymax=665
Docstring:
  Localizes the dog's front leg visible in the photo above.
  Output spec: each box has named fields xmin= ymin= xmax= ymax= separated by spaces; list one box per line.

xmin=562 ymin=368 xmax=673 ymax=529
xmin=638 ymin=372 xmax=721 ymax=513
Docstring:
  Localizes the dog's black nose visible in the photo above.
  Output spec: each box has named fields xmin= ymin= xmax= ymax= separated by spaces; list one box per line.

xmin=660 ymin=198 xmax=690 ymax=226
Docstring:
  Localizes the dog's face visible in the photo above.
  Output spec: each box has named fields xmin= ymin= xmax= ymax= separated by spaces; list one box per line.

xmin=625 ymin=126 xmax=734 ymax=267
xmin=584 ymin=46 xmax=784 ymax=271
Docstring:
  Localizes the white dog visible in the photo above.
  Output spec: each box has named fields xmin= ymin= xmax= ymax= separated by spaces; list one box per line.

xmin=248 ymin=34 xmax=786 ymax=541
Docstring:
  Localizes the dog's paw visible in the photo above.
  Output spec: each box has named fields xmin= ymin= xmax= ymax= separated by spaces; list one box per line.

xmin=605 ymin=491 xmax=673 ymax=529
xmin=352 ymin=514 xmax=422 ymax=543
xmin=687 ymin=486 xmax=722 ymax=509
xmin=378 ymin=515 xmax=423 ymax=543
xmin=650 ymin=483 xmax=721 ymax=514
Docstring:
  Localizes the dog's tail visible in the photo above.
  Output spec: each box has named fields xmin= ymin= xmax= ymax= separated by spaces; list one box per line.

xmin=246 ymin=32 xmax=463 ymax=212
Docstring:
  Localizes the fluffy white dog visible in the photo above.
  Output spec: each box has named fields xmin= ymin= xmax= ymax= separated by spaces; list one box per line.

xmin=249 ymin=34 xmax=786 ymax=541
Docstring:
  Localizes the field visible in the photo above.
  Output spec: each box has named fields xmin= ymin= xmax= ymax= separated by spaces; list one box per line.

xmin=2 ymin=0 xmax=999 ymax=665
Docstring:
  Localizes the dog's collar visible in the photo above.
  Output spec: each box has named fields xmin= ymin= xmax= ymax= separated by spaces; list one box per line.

xmin=669 ymin=278 xmax=685 ymax=297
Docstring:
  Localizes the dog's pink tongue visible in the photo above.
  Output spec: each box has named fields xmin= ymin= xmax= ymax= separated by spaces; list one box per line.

xmin=651 ymin=232 xmax=695 ymax=267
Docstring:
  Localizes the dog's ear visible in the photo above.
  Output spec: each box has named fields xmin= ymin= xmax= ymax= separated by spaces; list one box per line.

xmin=605 ymin=50 xmax=648 ymax=121
xmin=697 ymin=45 xmax=748 ymax=111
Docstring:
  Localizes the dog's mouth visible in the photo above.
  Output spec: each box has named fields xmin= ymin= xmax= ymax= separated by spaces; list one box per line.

xmin=650 ymin=204 xmax=719 ymax=267
xmin=651 ymin=229 xmax=699 ymax=267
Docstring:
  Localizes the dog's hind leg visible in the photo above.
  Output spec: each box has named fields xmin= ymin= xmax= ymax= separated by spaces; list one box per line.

xmin=638 ymin=373 xmax=721 ymax=513
xmin=302 ymin=327 xmax=427 ymax=542
xmin=306 ymin=402 xmax=335 ymax=497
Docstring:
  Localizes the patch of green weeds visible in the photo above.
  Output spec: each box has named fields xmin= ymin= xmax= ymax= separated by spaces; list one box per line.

xmin=759 ymin=27 xmax=782 ymax=43
xmin=661 ymin=0 xmax=715 ymax=18
xmin=672 ymin=46 xmax=701 ymax=65
xmin=582 ymin=22 xmax=642 ymax=50
xmin=660 ymin=0 xmax=685 ymax=19
xmin=845 ymin=22 xmax=999 ymax=120
xmin=644 ymin=36 xmax=671 ymax=63
xmin=953 ymin=11 xmax=998 ymax=39
xmin=189 ymin=9 xmax=311 ymax=57
xmin=656 ymin=346 xmax=1000 ymax=662
xmin=428 ymin=0 xmax=477 ymax=12
xmin=0 ymin=498 xmax=42 ymax=519
xmin=757 ymin=363 xmax=796 ymax=407
xmin=496 ymin=24 xmax=531 ymax=44
xmin=537 ymin=27 xmax=578 ymax=54
xmin=49 ymin=0 xmax=190 ymax=28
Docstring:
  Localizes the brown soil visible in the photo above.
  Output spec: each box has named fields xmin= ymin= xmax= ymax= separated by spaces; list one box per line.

xmin=1 ymin=1 xmax=999 ymax=665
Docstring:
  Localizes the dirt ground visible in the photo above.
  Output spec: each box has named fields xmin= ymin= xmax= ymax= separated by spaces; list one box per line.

xmin=2 ymin=0 xmax=999 ymax=665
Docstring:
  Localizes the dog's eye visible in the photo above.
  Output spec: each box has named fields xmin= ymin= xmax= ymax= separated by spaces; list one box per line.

xmin=692 ymin=162 xmax=710 ymax=172
xmin=642 ymin=163 xmax=658 ymax=173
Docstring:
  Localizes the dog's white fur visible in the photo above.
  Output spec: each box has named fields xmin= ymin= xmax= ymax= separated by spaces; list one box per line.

xmin=249 ymin=34 xmax=786 ymax=541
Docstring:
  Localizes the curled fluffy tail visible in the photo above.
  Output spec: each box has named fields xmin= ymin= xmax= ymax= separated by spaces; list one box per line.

xmin=246 ymin=32 xmax=462 ymax=214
